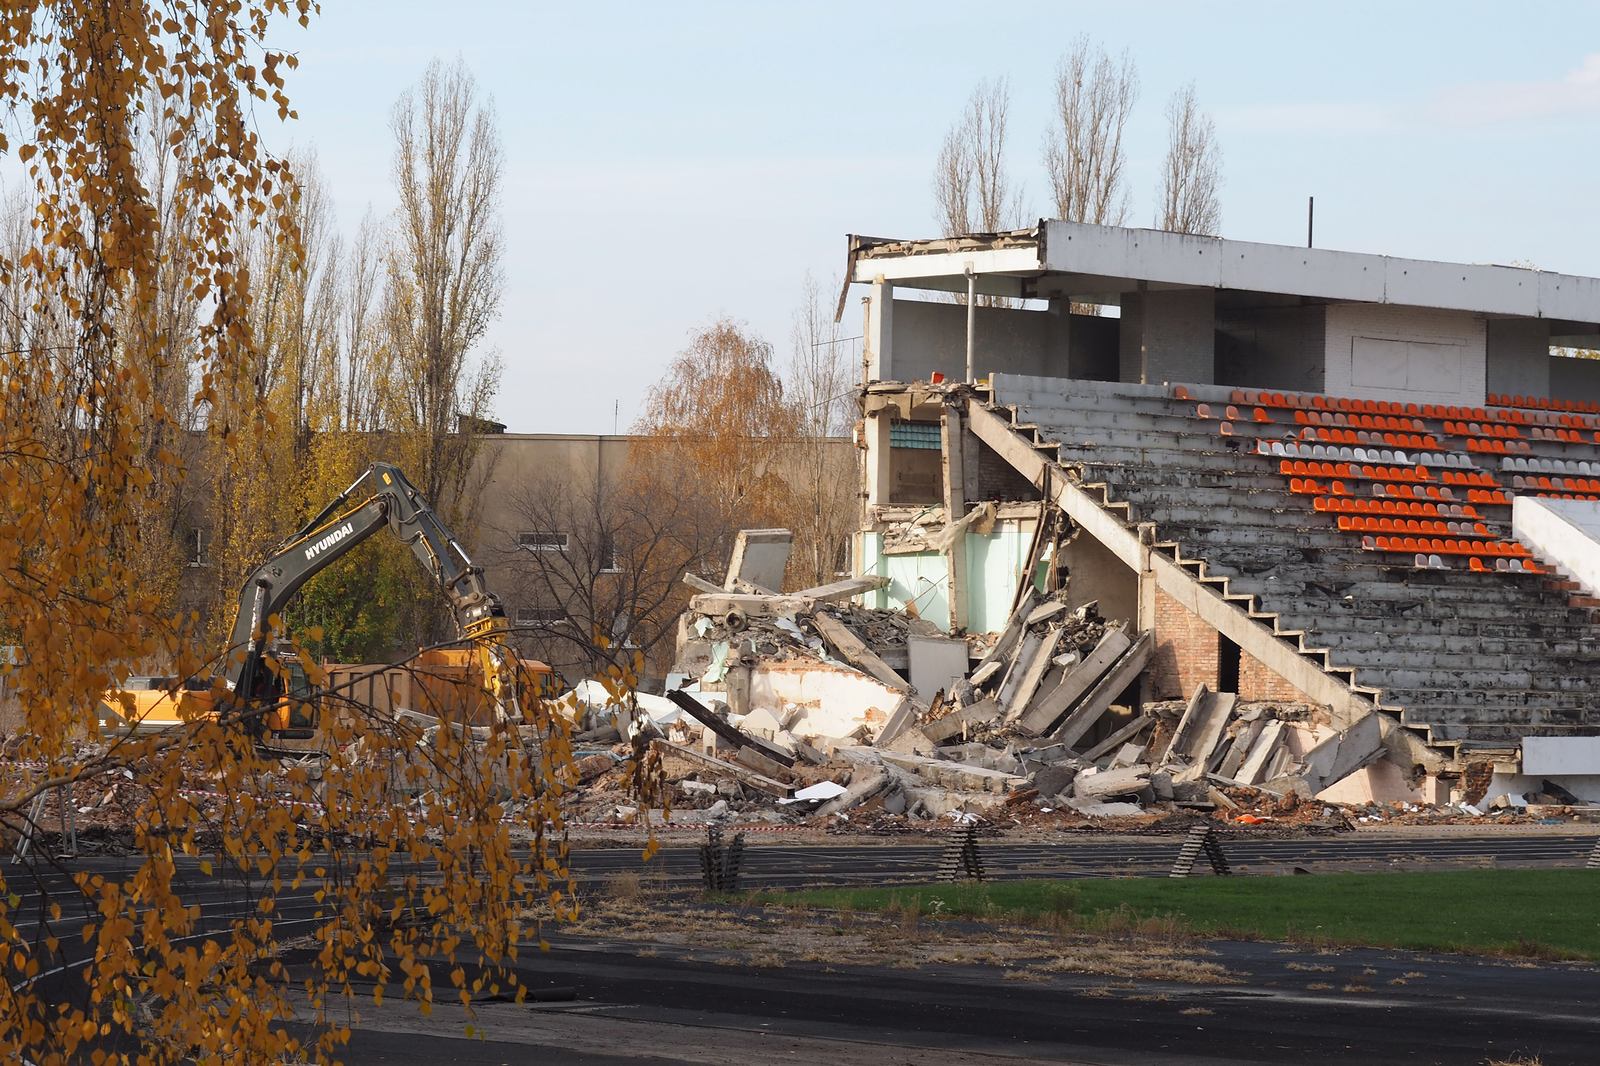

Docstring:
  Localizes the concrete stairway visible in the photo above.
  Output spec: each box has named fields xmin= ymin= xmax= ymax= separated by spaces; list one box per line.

xmin=982 ymin=374 xmax=1600 ymax=750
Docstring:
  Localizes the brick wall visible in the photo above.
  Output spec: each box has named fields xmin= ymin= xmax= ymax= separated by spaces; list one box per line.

xmin=1238 ymin=650 xmax=1314 ymax=703
xmin=1146 ymin=588 xmax=1218 ymax=700
xmin=975 ymin=438 xmax=1039 ymax=501
xmin=1147 ymin=588 xmax=1313 ymax=702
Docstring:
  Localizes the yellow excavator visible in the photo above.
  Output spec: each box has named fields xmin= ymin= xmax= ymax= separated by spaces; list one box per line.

xmin=99 ymin=463 xmax=551 ymax=743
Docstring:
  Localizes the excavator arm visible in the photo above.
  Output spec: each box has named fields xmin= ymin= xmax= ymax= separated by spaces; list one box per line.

xmin=223 ymin=463 xmax=523 ymax=731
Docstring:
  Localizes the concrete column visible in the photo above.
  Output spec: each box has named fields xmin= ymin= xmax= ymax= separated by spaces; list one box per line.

xmin=862 ymin=411 xmax=893 ymax=511
xmin=941 ymin=407 xmax=968 ymax=632
xmin=1118 ymin=288 xmax=1216 ymax=386
xmin=865 ymin=278 xmax=895 ymax=380
xmin=1137 ymin=552 xmax=1157 ymax=632
xmin=1486 ymin=318 xmax=1551 ymax=399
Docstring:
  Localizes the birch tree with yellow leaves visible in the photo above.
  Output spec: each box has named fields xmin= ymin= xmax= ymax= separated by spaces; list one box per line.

xmin=0 ymin=6 xmax=591 ymax=1062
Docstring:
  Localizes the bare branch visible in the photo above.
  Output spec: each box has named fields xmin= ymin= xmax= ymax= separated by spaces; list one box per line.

xmin=785 ymin=273 xmax=856 ymax=588
xmin=490 ymin=458 xmax=729 ymax=682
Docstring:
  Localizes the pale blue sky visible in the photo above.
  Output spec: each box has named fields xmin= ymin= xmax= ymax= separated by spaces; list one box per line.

xmin=270 ymin=1 xmax=1600 ymax=432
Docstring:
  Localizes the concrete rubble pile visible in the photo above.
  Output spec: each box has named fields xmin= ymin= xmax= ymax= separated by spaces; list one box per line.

xmin=557 ymin=525 xmax=1579 ymax=831
xmin=553 ymin=527 xmax=1377 ymax=829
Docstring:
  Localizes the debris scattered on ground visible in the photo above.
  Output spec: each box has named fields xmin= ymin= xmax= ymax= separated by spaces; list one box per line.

xmin=30 ymin=519 xmax=1597 ymax=845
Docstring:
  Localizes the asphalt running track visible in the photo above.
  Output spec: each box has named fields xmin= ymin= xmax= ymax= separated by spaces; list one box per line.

xmin=9 ymin=831 xmax=1600 ymax=1064
xmin=306 ymin=934 xmax=1600 ymax=1065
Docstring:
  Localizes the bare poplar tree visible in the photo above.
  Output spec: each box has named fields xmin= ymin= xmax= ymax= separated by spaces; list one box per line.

xmin=1043 ymin=36 xmax=1138 ymax=225
xmin=933 ymin=77 xmax=1023 ymax=237
xmin=340 ymin=210 xmax=387 ymax=432
xmin=1156 ymin=82 xmax=1223 ymax=236
xmin=385 ymin=57 xmax=504 ymax=508
xmin=786 ymin=273 xmax=857 ymax=588
xmin=933 ymin=126 xmax=973 ymax=238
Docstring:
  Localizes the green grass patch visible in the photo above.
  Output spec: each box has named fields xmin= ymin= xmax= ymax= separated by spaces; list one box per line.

xmin=753 ymin=869 xmax=1600 ymax=960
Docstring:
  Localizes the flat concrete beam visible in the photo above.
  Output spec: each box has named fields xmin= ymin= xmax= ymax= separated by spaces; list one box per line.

xmin=851 ymin=245 xmax=1043 ymax=285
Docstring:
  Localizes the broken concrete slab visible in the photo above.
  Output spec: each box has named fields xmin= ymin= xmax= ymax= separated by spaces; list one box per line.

xmin=942 ymin=742 xmax=1021 ymax=774
xmin=1024 ymin=599 xmax=1068 ymax=626
xmin=1110 ymin=742 xmax=1147 ymax=769
xmin=908 ymin=634 xmax=969 ymax=700
xmin=877 ymin=724 xmax=936 ymax=756
xmin=1236 ymin=719 xmax=1286 ymax=785
xmin=877 ymin=751 xmax=1025 ymax=794
xmin=1072 ymin=764 xmax=1152 ymax=801
xmin=874 ymin=693 xmax=923 ymax=746
xmin=900 ymin=785 xmax=987 ymax=818
xmin=1216 ymin=718 xmax=1265 ymax=780
xmin=793 ymin=575 xmax=891 ymax=603
xmin=1006 ymin=626 xmax=1065 ymax=719
xmin=815 ymin=769 xmax=890 ymax=816
xmin=725 ymin=529 xmax=792 ymax=593
xmin=1299 ymin=712 xmax=1385 ymax=796
xmin=922 ymin=697 xmax=1000 ymax=743
xmin=741 ymin=706 xmax=785 ymax=743
xmin=811 ymin=611 xmax=911 ymax=693
xmin=1079 ymin=715 xmax=1153 ymax=762
xmin=664 ymin=689 xmax=795 ymax=767
xmin=681 ymin=571 xmax=724 ymax=595
xmin=1065 ymin=797 xmax=1144 ymax=818
xmin=1206 ymin=786 xmax=1239 ymax=811
xmin=1015 ymin=628 xmax=1131 ymax=734
xmin=688 ymin=591 xmax=820 ymax=621
xmin=1047 ymin=631 xmax=1153 ymax=749
xmin=1173 ymin=689 xmax=1238 ymax=784
xmin=996 ymin=631 xmax=1045 ymax=715
xmin=652 ymin=740 xmax=793 ymax=798
xmin=971 ymin=588 xmax=1038 ymax=683
xmin=733 ymin=745 xmax=794 ymax=781
xmin=968 ymin=660 xmax=1003 ymax=688
xmin=1030 ymin=761 xmax=1079 ymax=799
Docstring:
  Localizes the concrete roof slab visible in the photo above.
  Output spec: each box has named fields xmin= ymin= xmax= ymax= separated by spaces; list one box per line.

xmin=853 ymin=220 xmax=1600 ymax=328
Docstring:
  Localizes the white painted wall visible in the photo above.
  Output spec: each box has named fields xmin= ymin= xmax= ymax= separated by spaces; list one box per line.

xmin=1512 ymin=496 xmax=1600 ymax=598
xmin=747 ymin=658 xmax=905 ymax=740
xmin=1323 ymin=304 xmax=1485 ymax=406
xmin=1480 ymin=772 xmax=1600 ymax=805
xmin=1523 ymin=736 xmax=1600 ymax=775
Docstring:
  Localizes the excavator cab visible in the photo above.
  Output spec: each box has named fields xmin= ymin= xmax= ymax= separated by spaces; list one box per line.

xmin=278 ymin=654 xmax=320 ymax=739
xmin=252 ymin=644 xmax=320 ymax=742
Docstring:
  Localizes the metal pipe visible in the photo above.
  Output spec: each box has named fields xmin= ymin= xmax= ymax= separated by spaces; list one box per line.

xmin=965 ymin=266 xmax=976 ymax=383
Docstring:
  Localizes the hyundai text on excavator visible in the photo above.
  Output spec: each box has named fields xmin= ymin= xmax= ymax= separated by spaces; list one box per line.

xmin=99 ymin=463 xmax=553 ymax=744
